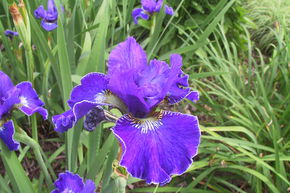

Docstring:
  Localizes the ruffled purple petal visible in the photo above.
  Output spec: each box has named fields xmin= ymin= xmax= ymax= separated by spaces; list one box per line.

xmin=52 ymin=110 xmax=75 ymax=133
xmin=41 ymin=20 xmax=58 ymax=31
xmin=141 ymin=0 xmax=163 ymax=13
xmin=72 ymin=101 xmax=104 ymax=121
xmin=34 ymin=5 xmax=47 ymax=19
xmin=53 ymin=73 xmax=111 ymax=133
xmin=0 ymin=71 xmax=15 ymax=95
xmin=166 ymin=54 xmax=192 ymax=104
xmin=16 ymin=82 xmax=48 ymax=120
xmin=108 ymin=37 xmax=147 ymax=75
xmin=136 ymin=59 xmax=172 ymax=108
xmin=108 ymin=70 xmax=150 ymax=118
xmin=0 ymin=120 xmax=20 ymax=151
xmin=132 ymin=8 xmax=149 ymax=24
xmin=112 ymin=111 xmax=200 ymax=184
xmin=108 ymin=37 xmax=150 ymax=117
xmin=165 ymin=5 xmax=174 ymax=15
xmin=186 ymin=91 xmax=199 ymax=102
xmin=46 ymin=0 xmax=58 ymax=23
xmin=0 ymin=72 xmax=20 ymax=119
xmin=47 ymin=0 xmax=58 ymax=16
xmin=0 ymin=87 xmax=20 ymax=120
xmin=52 ymin=171 xmax=85 ymax=193
xmin=68 ymin=73 xmax=109 ymax=108
xmin=81 ymin=179 xmax=96 ymax=193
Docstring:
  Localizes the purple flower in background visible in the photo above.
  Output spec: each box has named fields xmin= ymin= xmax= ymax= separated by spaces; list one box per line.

xmin=34 ymin=0 xmax=58 ymax=31
xmin=132 ymin=0 xmax=174 ymax=24
xmin=52 ymin=37 xmax=200 ymax=184
xmin=4 ymin=30 xmax=18 ymax=39
xmin=0 ymin=71 xmax=48 ymax=151
xmin=51 ymin=171 xmax=96 ymax=193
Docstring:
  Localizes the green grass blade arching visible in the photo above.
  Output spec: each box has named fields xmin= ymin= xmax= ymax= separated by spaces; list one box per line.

xmin=0 ymin=142 xmax=34 ymax=193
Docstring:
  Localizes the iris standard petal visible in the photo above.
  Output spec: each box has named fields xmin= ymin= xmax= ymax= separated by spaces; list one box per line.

xmin=164 ymin=5 xmax=174 ymax=15
xmin=166 ymin=54 xmax=192 ymax=104
xmin=108 ymin=37 xmax=147 ymax=75
xmin=52 ymin=171 xmax=85 ymax=193
xmin=0 ymin=71 xmax=20 ymax=119
xmin=46 ymin=0 xmax=58 ymax=22
xmin=137 ymin=59 xmax=172 ymax=108
xmin=132 ymin=8 xmax=149 ymax=24
xmin=112 ymin=111 xmax=200 ymax=184
xmin=0 ymin=120 xmax=20 ymax=151
xmin=52 ymin=110 xmax=75 ymax=133
xmin=108 ymin=70 xmax=150 ymax=118
xmin=34 ymin=5 xmax=47 ymax=19
xmin=141 ymin=0 xmax=163 ymax=13
xmin=108 ymin=37 xmax=150 ymax=117
xmin=16 ymin=82 xmax=48 ymax=120
xmin=0 ymin=71 xmax=15 ymax=95
xmin=41 ymin=20 xmax=58 ymax=31
xmin=68 ymin=73 xmax=109 ymax=108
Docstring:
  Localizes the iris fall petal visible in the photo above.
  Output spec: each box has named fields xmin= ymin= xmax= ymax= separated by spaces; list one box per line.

xmin=0 ymin=120 xmax=20 ymax=151
xmin=52 ymin=171 xmax=96 ymax=193
xmin=16 ymin=82 xmax=48 ymax=120
xmin=112 ymin=111 xmax=200 ymax=184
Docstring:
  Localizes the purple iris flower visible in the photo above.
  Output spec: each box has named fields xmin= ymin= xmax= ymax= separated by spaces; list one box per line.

xmin=52 ymin=37 xmax=200 ymax=184
xmin=0 ymin=71 xmax=48 ymax=151
xmin=51 ymin=171 xmax=96 ymax=193
xmin=4 ymin=30 xmax=18 ymax=39
xmin=34 ymin=0 xmax=58 ymax=31
xmin=132 ymin=0 xmax=174 ymax=24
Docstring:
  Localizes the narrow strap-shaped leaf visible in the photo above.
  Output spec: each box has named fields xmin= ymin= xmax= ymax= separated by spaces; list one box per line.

xmin=0 ymin=141 xmax=34 ymax=193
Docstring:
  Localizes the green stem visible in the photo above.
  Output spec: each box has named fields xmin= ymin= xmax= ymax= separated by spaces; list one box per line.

xmin=25 ymin=43 xmax=38 ymax=142
xmin=31 ymin=115 xmax=38 ymax=143
xmin=149 ymin=15 xmax=156 ymax=37
xmin=15 ymin=132 xmax=54 ymax=190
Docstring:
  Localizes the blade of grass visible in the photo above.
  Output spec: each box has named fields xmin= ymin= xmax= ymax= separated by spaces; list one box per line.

xmin=0 ymin=141 xmax=34 ymax=193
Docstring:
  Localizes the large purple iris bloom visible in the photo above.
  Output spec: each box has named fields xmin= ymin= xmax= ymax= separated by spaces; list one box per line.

xmin=52 ymin=37 xmax=200 ymax=184
xmin=0 ymin=71 xmax=48 ymax=151
xmin=34 ymin=0 xmax=58 ymax=31
xmin=132 ymin=0 xmax=174 ymax=24
xmin=51 ymin=171 xmax=96 ymax=193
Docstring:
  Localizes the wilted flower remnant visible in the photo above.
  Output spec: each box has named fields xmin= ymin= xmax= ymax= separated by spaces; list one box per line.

xmin=0 ymin=71 xmax=48 ymax=151
xmin=52 ymin=37 xmax=200 ymax=184
xmin=34 ymin=0 xmax=58 ymax=31
xmin=51 ymin=171 xmax=96 ymax=193
xmin=132 ymin=0 xmax=174 ymax=24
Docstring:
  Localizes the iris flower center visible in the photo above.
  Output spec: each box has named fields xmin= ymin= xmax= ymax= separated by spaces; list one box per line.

xmin=61 ymin=189 xmax=74 ymax=193
xmin=129 ymin=111 xmax=163 ymax=133
xmin=94 ymin=93 xmax=106 ymax=103
xmin=20 ymin=96 xmax=28 ymax=107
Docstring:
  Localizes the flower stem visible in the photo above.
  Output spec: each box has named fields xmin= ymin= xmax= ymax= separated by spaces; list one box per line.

xmin=15 ymin=132 xmax=54 ymax=190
